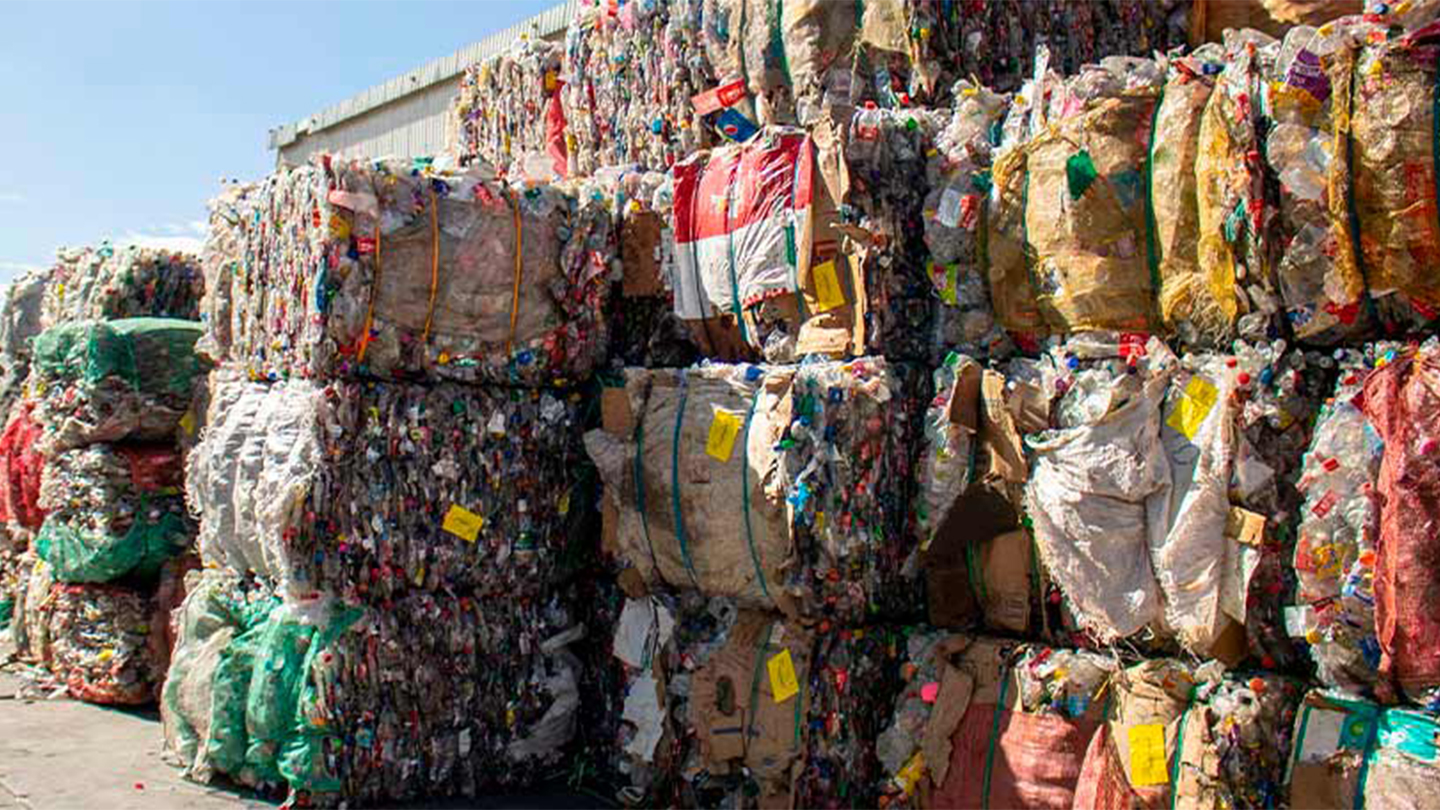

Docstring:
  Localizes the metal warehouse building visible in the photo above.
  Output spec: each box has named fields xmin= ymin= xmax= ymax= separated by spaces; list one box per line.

xmin=267 ymin=1 xmax=574 ymax=166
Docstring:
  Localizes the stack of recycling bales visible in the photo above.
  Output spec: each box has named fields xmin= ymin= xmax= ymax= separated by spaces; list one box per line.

xmin=0 ymin=268 xmax=50 ymax=639
xmin=4 ymin=244 xmax=207 ymax=705
xmin=162 ymin=154 xmax=617 ymax=805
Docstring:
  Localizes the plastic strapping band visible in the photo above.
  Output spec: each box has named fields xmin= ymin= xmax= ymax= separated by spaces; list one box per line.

xmin=1145 ymin=87 xmax=1165 ymax=298
xmin=421 ymin=185 xmax=441 ymax=348
xmin=356 ymin=224 xmax=381 ymax=363
xmin=965 ymin=540 xmax=988 ymax=608
xmin=505 ymin=192 xmax=524 ymax=357
xmin=671 ymin=371 xmax=699 ymax=587
xmin=1168 ymin=685 xmax=1197 ymax=810
xmin=744 ymin=621 xmax=776 ymax=759
xmin=979 ymin=661 xmax=1011 ymax=810
xmin=1287 ymin=703 xmax=1313 ymax=786
xmin=773 ymin=0 xmax=791 ymax=87
xmin=740 ymin=387 xmax=770 ymax=600
xmin=724 ymin=156 xmax=751 ymax=346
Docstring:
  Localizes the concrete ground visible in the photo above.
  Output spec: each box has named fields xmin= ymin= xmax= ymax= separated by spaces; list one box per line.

xmin=0 ymin=662 xmax=272 ymax=810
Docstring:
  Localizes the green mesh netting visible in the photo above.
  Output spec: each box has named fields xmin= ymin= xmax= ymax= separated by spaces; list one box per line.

xmin=35 ymin=509 xmax=189 ymax=584
xmin=32 ymin=317 xmax=207 ymax=396
xmin=207 ymin=595 xmax=281 ymax=781
xmin=0 ymin=597 xmax=12 ymax=629
xmin=243 ymin=602 xmax=361 ymax=793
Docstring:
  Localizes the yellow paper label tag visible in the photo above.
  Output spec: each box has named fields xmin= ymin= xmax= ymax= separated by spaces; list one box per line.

xmin=329 ymin=216 xmax=351 ymax=240
xmin=1166 ymin=376 xmax=1218 ymax=441
xmin=812 ymin=259 xmax=846 ymax=312
xmin=442 ymin=505 xmax=485 ymax=542
xmin=767 ymin=648 xmax=799 ymax=704
xmin=179 ymin=410 xmax=196 ymax=437
xmin=705 ymin=408 xmax=743 ymax=462
xmin=1128 ymin=723 xmax=1169 ymax=786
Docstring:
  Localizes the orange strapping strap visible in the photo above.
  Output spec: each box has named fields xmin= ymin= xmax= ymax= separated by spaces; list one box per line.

xmin=356 ymin=223 xmax=382 ymax=362
xmin=421 ymin=185 xmax=440 ymax=346
xmin=506 ymin=192 xmax=523 ymax=356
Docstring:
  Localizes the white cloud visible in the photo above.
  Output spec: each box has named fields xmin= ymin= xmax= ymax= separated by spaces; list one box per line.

xmin=187 ymin=220 xmax=208 ymax=235
xmin=0 ymin=192 xmax=24 ymax=204
xmin=117 ymin=233 xmax=205 ymax=253
xmin=0 ymin=261 xmax=40 ymax=274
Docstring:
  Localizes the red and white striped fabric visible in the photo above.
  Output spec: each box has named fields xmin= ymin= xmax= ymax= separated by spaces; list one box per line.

xmin=670 ymin=129 xmax=813 ymax=326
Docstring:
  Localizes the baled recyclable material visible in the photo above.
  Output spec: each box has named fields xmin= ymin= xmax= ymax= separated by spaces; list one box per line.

xmin=670 ymin=125 xmax=862 ymax=362
xmin=201 ymin=157 xmax=614 ymax=387
xmin=877 ymin=635 xmax=1115 ymax=809
xmin=1286 ymin=689 xmax=1440 ymax=809
xmin=44 ymin=243 xmax=203 ymax=328
xmin=1153 ymin=48 xmax=1224 ymax=343
xmin=1024 ymin=335 xmax=1176 ymax=643
xmin=452 ymin=36 xmax=564 ymax=179
xmin=989 ymin=55 xmax=1166 ymax=336
xmin=587 ymin=357 xmax=925 ymax=622
xmin=188 ymin=370 xmax=586 ymax=599
xmin=1291 ymin=347 xmax=1384 ymax=693
xmin=1265 ymin=22 xmax=1370 ymax=344
xmin=1351 ymin=21 xmax=1440 ymax=332
xmin=11 ymin=552 xmax=52 ymax=663
xmin=30 ymin=318 xmax=208 ymax=452
xmin=45 ymin=581 xmax=162 ymax=705
xmin=0 ymin=401 xmax=45 ymax=533
xmin=1074 ymin=660 xmax=1301 ymax=810
xmin=35 ymin=444 xmax=191 ymax=584
xmin=1355 ymin=340 xmax=1440 ymax=706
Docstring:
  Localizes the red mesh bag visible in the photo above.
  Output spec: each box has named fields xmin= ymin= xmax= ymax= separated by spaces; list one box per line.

xmin=934 ymin=704 xmax=1098 ymax=809
xmin=1357 ymin=351 xmax=1440 ymax=702
xmin=0 ymin=402 xmax=45 ymax=528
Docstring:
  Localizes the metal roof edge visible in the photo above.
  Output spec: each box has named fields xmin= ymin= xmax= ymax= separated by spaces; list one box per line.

xmin=267 ymin=0 xmax=577 ymax=150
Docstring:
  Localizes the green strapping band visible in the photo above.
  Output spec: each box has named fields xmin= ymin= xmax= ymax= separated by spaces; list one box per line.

xmin=1288 ymin=703 xmax=1313 ymax=783
xmin=740 ymin=389 xmax=770 ymax=601
xmin=745 ymin=622 xmax=776 ymax=758
xmin=772 ymin=0 xmax=791 ymax=87
xmin=1167 ymin=686 xmax=1196 ymax=810
xmin=965 ymin=540 xmax=988 ymax=608
xmin=1145 ymin=88 xmax=1165 ymax=298
xmin=632 ymin=400 xmax=661 ymax=577
xmin=671 ymin=372 xmax=700 ymax=587
xmin=979 ymin=662 xmax=1011 ymax=810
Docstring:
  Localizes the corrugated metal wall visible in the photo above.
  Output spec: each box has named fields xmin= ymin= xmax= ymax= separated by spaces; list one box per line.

xmin=272 ymin=1 xmax=576 ymax=166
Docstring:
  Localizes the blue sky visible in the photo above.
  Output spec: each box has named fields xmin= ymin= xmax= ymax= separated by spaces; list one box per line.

xmin=0 ymin=0 xmax=556 ymax=282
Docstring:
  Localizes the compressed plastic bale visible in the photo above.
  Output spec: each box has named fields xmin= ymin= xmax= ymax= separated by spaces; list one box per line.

xmin=188 ymin=372 xmax=586 ymax=601
xmin=670 ymin=125 xmax=863 ymax=362
xmin=988 ymin=59 xmax=1165 ymax=336
xmin=1355 ymin=341 xmax=1440 ymax=706
xmin=0 ymin=401 xmax=45 ymax=531
xmin=687 ymin=611 xmax=812 ymax=805
xmin=0 ymin=265 xmax=49 ymax=361
xmin=290 ymin=591 xmax=585 ymax=804
xmin=451 ymin=37 xmax=563 ymax=178
xmin=43 ymin=243 xmax=202 ymax=328
xmin=202 ymin=157 xmax=614 ymax=387
xmin=1351 ymin=21 xmax=1440 ymax=331
xmin=35 ymin=444 xmax=192 ymax=584
xmin=735 ymin=0 xmax=856 ymax=127
xmin=923 ymin=81 xmax=1016 ymax=360
xmin=1291 ymin=347 xmax=1385 ymax=693
xmin=1286 ymin=689 xmax=1440 ymax=809
xmin=1074 ymin=661 xmax=1303 ymax=810
xmin=1152 ymin=49 xmax=1222 ymax=343
xmin=30 ymin=318 xmax=208 ymax=452
xmin=1156 ymin=353 xmax=1246 ymax=655
xmin=13 ymin=552 xmax=52 ymax=663
xmin=1265 ymin=23 xmax=1371 ymax=344
xmin=196 ymin=183 xmax=246 ymax=364
xmin=588 ymin=358 xmax=925 ymax=622
xmin=45 ymin=582 xmax=161 ymax=705
xmin=874 ymin=635 xmax=1115 ymax=809
xmin=162 ymin=569 xmax=246 ymax=781
xmin=1194 ymin=31 xmax=1277 ymax=345
xmin=1025 ymin=336 xmax=1175 ymax=643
